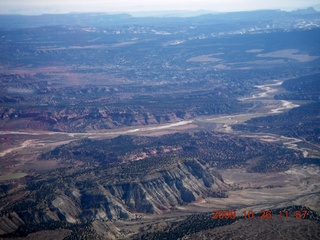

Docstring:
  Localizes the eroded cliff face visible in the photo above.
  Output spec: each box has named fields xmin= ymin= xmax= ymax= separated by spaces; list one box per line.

xmin=0 ymin=106 xmax=183 ymax=132
xmin=102 ymin=160 xmax=228 ymax=215
xmin=0 ymin=159 xmax=229 ymax=235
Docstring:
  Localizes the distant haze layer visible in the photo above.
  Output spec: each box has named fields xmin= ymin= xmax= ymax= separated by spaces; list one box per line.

xmin=0 ymin=0 xmax=320 ymax=15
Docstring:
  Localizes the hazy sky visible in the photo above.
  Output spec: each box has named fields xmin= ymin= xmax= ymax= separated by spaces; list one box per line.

xmin=1 ymin=0 xmax=319 ymax=15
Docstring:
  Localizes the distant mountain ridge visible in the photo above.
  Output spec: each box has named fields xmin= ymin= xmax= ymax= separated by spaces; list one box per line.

xmin=0 ymin=8 xmax=319 ymax=29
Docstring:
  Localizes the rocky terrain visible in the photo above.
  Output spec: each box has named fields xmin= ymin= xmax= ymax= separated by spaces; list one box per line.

xmin=0 ymin=131 xmax=317 ymax=238
xmin=0 ymin=9 xmax=320 ymax=239
xmin=135 ymin=206 xmax=320 ymax=240
xmin=0 ymin=157 xmax=228 ymax=236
